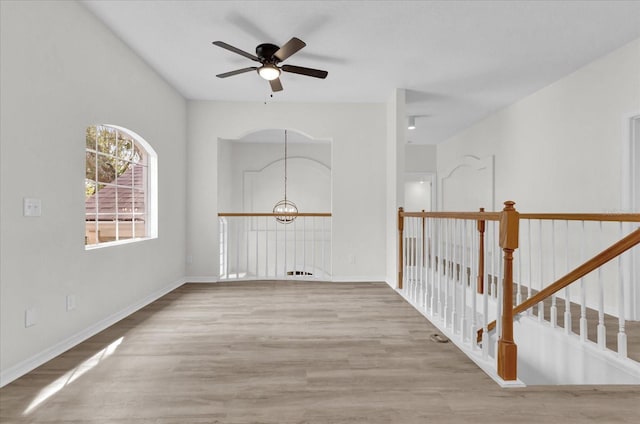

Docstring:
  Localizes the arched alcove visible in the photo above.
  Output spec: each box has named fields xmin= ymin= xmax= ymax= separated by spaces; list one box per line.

xmin=217 ymin=128 xmax=332 ymax=213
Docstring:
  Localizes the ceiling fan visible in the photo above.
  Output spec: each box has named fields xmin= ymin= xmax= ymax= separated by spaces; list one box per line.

xmin=212 ymin=37 xmax=328 ymax=92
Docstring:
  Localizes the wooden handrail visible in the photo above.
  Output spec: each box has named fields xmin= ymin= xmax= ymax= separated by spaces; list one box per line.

xmin=219 ymin=212 xmax=331 ymax=217
xmin=477 ymin=227 xmax=640 ymax=342
xmin=400 ymin=211 xmax=501 ymax=221
xmin=400 ymin=211 xmax=640 ymax=223
xmin=520 ymin=213 xmax=640 ymax=222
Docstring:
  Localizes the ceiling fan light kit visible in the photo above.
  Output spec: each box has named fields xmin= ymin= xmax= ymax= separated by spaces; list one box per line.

xmin=213 ymin=37 xmax=328 ymax=92
xmin=258 ymin=64 xmax=281 ymax=81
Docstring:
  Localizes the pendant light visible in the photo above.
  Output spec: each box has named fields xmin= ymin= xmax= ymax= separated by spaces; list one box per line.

xmin=273 ymin=129 xmax=298 ymax=223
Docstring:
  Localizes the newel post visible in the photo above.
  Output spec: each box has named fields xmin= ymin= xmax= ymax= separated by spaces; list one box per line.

xmin=398 ymin=207 xmax=404 ymax=289
xmin=476 ymin=208 xmax=486 ymax=294
xmin=497 ymin=201 xmax=519 ymax=381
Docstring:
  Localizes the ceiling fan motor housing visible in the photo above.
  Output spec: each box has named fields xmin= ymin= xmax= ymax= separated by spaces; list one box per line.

xmin=256 ymin=43 xmax=280 ymax=62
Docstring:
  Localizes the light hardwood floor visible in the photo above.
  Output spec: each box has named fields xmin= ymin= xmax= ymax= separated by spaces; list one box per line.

xmin=1 ymin=281 xmax=639 ymax=423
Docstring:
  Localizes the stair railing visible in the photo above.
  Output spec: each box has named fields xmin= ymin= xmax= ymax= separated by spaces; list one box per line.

xmin=218 ymin=212 xmax=332 ymax=280
xmin=398 ymin=202 xmax=640 ymax=382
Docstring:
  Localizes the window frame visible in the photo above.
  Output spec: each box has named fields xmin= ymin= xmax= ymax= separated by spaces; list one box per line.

xmin=85 ymin=124 xmax=157 ymax=249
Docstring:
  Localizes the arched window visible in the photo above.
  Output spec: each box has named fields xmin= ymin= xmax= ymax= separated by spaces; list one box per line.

xmin=85 ymin=125 xmax=157 ymax=247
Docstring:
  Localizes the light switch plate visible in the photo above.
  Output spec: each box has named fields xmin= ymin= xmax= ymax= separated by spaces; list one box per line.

xmin=23 ymin=198 xmax=42 ymax=217
xmin=25 ymin=308 xmax=37 ymax=327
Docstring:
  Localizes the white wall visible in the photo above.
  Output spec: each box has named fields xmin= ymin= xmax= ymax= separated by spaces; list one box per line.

xmin=187 ymin=101 xmax=387 ymax=282
xmin=405 ymin=144 xmax=437 ymax=174
xmin=219 ymin=140 xmax=331 ymax=213
xmin=0 ymin=1 xmax=187 ymax=383
xmin=435 ymin=38 xmax=640 ymax=318
xmin=386 ymin=89 xmax=406 ymax=286
xmin=437 ymin=38 xmax=640 ymax=213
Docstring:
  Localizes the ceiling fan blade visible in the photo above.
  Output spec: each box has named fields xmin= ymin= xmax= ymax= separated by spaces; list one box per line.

xmin=282 ymin=64 xmax=328 ymax=79
xmin=274 ymin=37 xmax=306 ymax=62
xmin=269 ymin=78 xmax=283 ymax=92
xmin=212 ymin=41 xmax=260 ymax=62
xmin=216 ymin=67 xmax=257 ymax=78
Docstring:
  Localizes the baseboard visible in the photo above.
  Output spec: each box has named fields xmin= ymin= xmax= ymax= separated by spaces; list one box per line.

xmin=0 ymin=278 xmax=186 ymax=388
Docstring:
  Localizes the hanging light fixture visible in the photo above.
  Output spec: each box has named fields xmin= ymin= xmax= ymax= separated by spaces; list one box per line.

xmin=273 ymin=129 xmax=298 ymax=224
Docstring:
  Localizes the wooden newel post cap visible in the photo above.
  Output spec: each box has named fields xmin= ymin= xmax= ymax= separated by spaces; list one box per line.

xmin=499 ymin=201 xmax=519 ymax=249
xmin=398 ymin=207 xmax=404 ymax=231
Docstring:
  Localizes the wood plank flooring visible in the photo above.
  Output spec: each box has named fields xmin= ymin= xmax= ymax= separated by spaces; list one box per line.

xmin=1 ymin=281 xmax=639 ymax=423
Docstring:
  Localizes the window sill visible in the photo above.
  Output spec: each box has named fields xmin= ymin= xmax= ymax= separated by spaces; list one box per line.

xmin=84 ymin=236 xmax=157 ymax=250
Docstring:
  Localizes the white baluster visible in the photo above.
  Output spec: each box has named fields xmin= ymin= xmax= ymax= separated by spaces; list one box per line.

xmin=597 ymin=222 xmax=606 ymax=350
xmin=293 ymin=218 xmax=298 ymax=276
xmin=429 ymin=218 xmax=436 ymax=315
xmin=410 ymin=218 xmax=415 ymax=300
xmin=437 ymin=219 xmax=443 ymax=317
xmin=579 ymin=220 xmax=588 ymax=342
xmin=236 ymin=218 xmax=240 ymax=278
xmin=302 ymin=217 xmax=306 ymax=276
xmin=321 ymin=217 xmax=326 ymax=280
xmin=451 ymin=219 xmax=459 ymax=333
xmin=223 ymin=219 xmax=229 ymax=279
xmin=274 ymin=215 xmax=279 ymax=277
xmin=550 ymin=220 xmax=558 ymax=328
xmin=461 ymin=220 xmax=468 ymax=340
xmin=538 ymin=220 xmax=545 ymax=322
xmin=255 ymin=216 xmax=259 ymax=277
xmin=416 ymin=217 xmax=419 ymax=300
xmin=618 ymin=222 xmax=628 ymax=358
xmin=443 ymin=219 xmax=450 ymax=326
xmin=481 ymin=223 xmax=489 ymax=359
xmin=516 ymin=234 xmax=522 ymax=306
xmin=312 ymin=217 xmax=316 ymax=279
xmin=471 ymin=221 xmax=479 ymax=351
xmin=527 ymin=219 xmax=533 ymax=314
xmin=564 ymin=220 xmax=572 ymax=334
xmin=265 ymin=217 xmax=269 ymax=277
xmin=495 ymin=222 xmax=502 ymax=339
xmin=494 ymin=223 xmax=499 ymax=298
xmin=420 ymin=216 xmax=425 ymax=309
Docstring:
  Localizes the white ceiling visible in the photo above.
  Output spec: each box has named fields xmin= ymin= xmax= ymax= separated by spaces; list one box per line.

xmin=82 ymin=1 xmax=640 ymax=145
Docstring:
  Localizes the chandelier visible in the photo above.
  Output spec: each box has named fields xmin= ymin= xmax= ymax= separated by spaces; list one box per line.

xmin=273 ymin=129 xmax=298 ymax=224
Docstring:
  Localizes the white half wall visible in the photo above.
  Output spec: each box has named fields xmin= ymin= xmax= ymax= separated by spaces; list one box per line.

xmin=0 ymin=1 xmax=187 ymax=383
xmin=186 ymin=101 xmax=387 ymax=282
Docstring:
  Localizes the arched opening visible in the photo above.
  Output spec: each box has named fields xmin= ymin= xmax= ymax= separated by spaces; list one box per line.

xmin=217 ymin=129 xmax=332 ymax=280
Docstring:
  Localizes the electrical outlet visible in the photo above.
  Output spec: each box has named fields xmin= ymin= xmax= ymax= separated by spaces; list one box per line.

xmin=348 ymin=254 xmax=356 ymax=264
xmin=186 ymin=255 xmax=193 ymax=264
xmin=25 ymin=308 xmax=37 ymax=327
xmin=66 ymin=295 xmax=76 ymax=311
